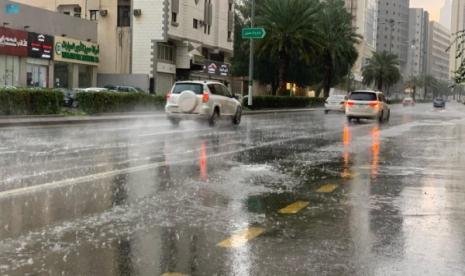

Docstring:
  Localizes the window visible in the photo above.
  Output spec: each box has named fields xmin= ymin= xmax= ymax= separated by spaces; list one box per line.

xmin=172 ymin=12 xmax=177 ymax=23
xmin=228 ymin=31 xmax=232 ymax=41
xmin=63 ymin=11 xmax=70 ymax=15
xmin=173 ymin=83 xmax=204 ymax=94
xmin=90 ymin=10 xmax=98 ymax=21
xmin=208 ymin=84 xmax=219 ymax=95
xmin=157 ymin=43 xmax=175 ymax=63
xmin=193 ymin=19 xmax=198 ymax=29
xmin=117 ymin=5 xmax=131 ymax=27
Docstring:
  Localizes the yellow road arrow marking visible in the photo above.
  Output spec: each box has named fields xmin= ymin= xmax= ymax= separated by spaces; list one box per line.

xmin=217 ymin=227 xmax=265 ymax=248
xmin=278 ymin=201 xmax=309 ymax=214
xmin=316 ymin=184 xmax=338 ymax=193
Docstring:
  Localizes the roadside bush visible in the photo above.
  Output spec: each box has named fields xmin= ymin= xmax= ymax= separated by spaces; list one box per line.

xmin=0 ymin=88 xmax=63 ymax=115
xmin=243 ymin=96 xmax=326 ymax=110
xmin=76 ymin=92 xmax=166 ymax=114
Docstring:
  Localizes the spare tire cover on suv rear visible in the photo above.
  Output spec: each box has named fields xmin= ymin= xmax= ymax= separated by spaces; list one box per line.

xmin=178 ymin=90 xmax=199 ymax=113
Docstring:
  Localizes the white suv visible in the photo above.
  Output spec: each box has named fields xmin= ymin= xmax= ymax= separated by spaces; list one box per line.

xmin=165 ymin=81 xmax=242 ymax=126
xmin=346 ymin=90 xmax=390 ymax=123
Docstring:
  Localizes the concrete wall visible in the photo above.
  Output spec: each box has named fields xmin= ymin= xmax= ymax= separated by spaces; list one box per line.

xmin=0 ymin=0 xmax=97 ymax=41
xmin=97 ymin=74 xmax=150 ymax=92
xmin=427 ymin=22 xmax=451 ymax=81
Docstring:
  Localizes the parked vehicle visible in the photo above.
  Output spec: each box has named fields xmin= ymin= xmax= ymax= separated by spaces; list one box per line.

xmin=82 ymin=87 xmax=109 ymax=92
xmin=402 ymin=97 xmax=415 ymax=106
xmin=104 ymin=85 xmax=144 ymax=93
xmin=165 ymin=81 xmax=242 ymax=126
xmin=433 ymin=98 xmax=446 ymax=108
xmin=325 ymin=94 xmax=347 ymax=113
xmin=346 ymin=90 xmax=390 ymax=123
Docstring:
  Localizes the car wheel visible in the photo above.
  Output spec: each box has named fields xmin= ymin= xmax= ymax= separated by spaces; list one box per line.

xmin=378 ymin=112 xmax=384 ymax=123
xmin=325 ymin=110 xmax=329 ymax=114
xmin=232 ymin=107 xmax=242 ymax=125
xmin=347 ymin=116 xmax=352 ymax=123
xmin=209 ymin=109 xmax=219 ymax=126
xmin=385 ymin=110 xmax=390 ymax=122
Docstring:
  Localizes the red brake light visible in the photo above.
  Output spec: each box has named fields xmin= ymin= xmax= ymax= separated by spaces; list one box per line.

xmin=166 ymin=92 xmax=172 ymax=100
xmin=369 ymin=102 xmax=380 ymax=109
xmin=202 ymin=91 xmax=210 ymax=103
xmin=346 ymin=101 xmax=355 ymax=107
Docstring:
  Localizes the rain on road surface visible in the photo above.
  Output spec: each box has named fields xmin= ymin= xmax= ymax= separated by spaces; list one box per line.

xmin=1 ymin=104 xmax=465 ymax=275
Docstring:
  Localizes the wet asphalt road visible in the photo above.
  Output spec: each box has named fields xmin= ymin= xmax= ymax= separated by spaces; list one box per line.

xmin=1 ymin=103 xmax=465 ymax=275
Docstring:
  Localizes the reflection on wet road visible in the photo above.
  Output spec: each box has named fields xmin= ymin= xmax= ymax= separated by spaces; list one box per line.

xmin=1 ymin=104 xmax=465 ymax=275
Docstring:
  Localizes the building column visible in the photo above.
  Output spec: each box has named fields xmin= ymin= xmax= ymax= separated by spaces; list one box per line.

xmin=18 ymin=57 xmax=27 ymax=87
xmin=70 ymin=63 xmax=79 ymax=89
xmin=48 ymin=61 xmax=54 ymax=88
xmin=90 ymin=66 xmax=98 ymax=87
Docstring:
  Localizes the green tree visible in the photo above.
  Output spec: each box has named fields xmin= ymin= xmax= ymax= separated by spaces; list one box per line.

xmin=316 ymin=0 xmax=361 ymax=97
xmin=362 ymin=51 xmax=401 ymax=92
xmin=406 ymin=75 xmax=422 ymax=100
xmin=256 ymin=0 xmax=321 ymax=94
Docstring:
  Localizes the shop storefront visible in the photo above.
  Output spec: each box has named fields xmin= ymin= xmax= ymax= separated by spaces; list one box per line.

xmin=0 ymin=27 xmax=27 ymax=87
xmin=26 ymin=32 xmax=53 ymax=88
xmin=53 ymin=36 xmax=99 ymax=89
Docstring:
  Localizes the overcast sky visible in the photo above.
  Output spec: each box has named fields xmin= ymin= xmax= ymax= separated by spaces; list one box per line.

xmin=411 ymin=0 xmax=445 ymax=21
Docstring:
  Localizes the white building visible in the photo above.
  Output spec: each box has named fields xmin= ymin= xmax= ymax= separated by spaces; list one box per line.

xmin=450 ymin=0 xmax=465 ymax=79
xmin=345 ymin=0 xmax=378 ymax=81
xmin=427 ymin=21 xmax=451 ymax=81
xmin=16 ymin=0 xmax=234 ymax=93
xmin=406 ymin=8 xmax=429 ymax=77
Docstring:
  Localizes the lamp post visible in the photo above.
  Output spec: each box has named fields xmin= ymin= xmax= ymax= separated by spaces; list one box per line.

xmin=247 ymin=0 xmax=256 ymax=106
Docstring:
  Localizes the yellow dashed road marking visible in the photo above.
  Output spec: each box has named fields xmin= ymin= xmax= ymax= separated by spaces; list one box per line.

xmin=278 ymin=201 xmax=309 ymax=214
xmin=316 ymin=184 xmax=338 ymax=193
xmin=217 ymin=227 xmax=265 ymax=248
xmin=341 ymin=172 xmax=360 ymax=179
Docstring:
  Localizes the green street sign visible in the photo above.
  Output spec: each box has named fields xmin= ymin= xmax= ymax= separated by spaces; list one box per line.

xmin=242 ymin=28 xmax=266 ymax=39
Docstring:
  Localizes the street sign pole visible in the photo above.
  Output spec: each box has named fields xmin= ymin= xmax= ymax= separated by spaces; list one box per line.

xmin=248 ymin=0 xmax=255 ymax=106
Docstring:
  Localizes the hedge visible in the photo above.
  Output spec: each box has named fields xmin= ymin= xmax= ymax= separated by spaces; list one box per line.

xmin=76 ymin=92 xmax=166 ymax=114
xmin=243 ymin=96 xmax=326 ymax=110
xmin=0 ymin=89 xmax=63 ymax=115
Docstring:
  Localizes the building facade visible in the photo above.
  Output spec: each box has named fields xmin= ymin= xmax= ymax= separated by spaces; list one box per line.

xmin=19 ymin=0 xmax=234 ymax=93
xmin=406 ymin=8 xmax=429 ymax=77
xmin=376 ymin=0 xmax=410 ymax=73
xmin=344 ymin=0 xmax=378 ymax=81
xmin=427 ymin=21 xmax=451 ymax=81
xmin=450 ymin=0 xmax=465 ymax=79
xmin=0 ymin=0 xmax=98 ymax=88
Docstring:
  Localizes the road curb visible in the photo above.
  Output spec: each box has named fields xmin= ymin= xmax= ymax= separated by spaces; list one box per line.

xmin=0 ymin=108 xmax=322 ymax=127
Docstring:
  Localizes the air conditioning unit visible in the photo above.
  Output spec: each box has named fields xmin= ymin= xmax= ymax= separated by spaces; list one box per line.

xmin=133 ymin=9 xmax=142 ymax=17
xmin=100 ymin=9 xmax=108 ymax=16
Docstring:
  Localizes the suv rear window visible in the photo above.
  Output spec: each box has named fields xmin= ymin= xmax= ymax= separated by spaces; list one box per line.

xmin=173 ymin=83 xmax=204 ymax=94
xmin=349 ymin=92 xmax=377 ymax=101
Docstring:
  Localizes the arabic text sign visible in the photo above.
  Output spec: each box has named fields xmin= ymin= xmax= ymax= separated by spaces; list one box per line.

xmin=28 ymin=32 xmax=54 ymax=60
xmin=54 ymin=36 xmax=99 ymax=65
xmin=0 ymin=27 xmax=28 ymax=57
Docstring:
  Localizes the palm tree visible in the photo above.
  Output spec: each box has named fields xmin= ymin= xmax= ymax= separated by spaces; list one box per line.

xmin=317 ymin=0 xmax=361 ymax=98
xmin=256 ymin=0 xmax=321 ymax=95
xmin=362 ymin=51 xmax=401 ymax=92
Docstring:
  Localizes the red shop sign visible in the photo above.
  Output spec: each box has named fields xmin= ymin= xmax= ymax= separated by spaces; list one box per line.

xmin=0 ymin=27 xmax=28 ymax=57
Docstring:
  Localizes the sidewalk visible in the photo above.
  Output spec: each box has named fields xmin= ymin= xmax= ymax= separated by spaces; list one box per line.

xmin=0 ymin=108 xmax=322 ymax=127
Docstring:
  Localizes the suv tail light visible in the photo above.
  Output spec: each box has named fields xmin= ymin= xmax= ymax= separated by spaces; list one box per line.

xmin=202 ymin=91 xmax=210 ymax=103
xmin=346 ymin=101 xmax=355 ymax=107
xmin=369 ymin=102 xmax=380 ymax=109
xmin=166 ymin=92 xmax=172 ymax=100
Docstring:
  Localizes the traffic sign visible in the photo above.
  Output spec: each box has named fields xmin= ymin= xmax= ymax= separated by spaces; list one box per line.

xmin=242 ymin=28 xmax=266 ymax=39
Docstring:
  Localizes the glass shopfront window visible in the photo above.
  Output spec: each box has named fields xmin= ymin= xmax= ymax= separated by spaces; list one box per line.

xmin=0 ymin=55 xmax=20 ymax=87
xmin=27 ymin=64 xmax=48 ymax=88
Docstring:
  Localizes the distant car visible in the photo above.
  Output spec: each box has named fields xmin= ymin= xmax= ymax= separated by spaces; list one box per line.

xmin=402 ymin=97 xmax=415 ymax=106
xmin=433 ymin=98 xmax=446 ymax=108
xmin=0 ymin=85 xmax=17 ymax=90
xmin=346 ymin=90 xmax=390 ymax=123
xmin=165 ymin=81 xmax=242 ymax=126
xmin=82 ymin=87 xmax=109 ymax=92
xmin=104 ymin=85 xmax=144 ymax=93
xmin=325 ymin=95 xmax=347 ymax=113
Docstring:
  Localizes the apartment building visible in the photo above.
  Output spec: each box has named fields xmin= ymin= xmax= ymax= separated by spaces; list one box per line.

xmin=376 ymin=0 xmax=410 ymax=73
xmin=450 ymin=0 xmax=465 ymax=79
xmin=344 ymin=0 xmax=378 ymax=81
xmin=427 ymin=22 xmax=451 ymax=81
xmin=406 ymin=8 xmax=429 ymax=77
xmin=18 ymin=0 xmax=234 ymax=93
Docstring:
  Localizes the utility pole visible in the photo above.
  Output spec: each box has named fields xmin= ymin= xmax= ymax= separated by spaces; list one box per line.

xmin=247 ymin=0 xmax=255 ymax=106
